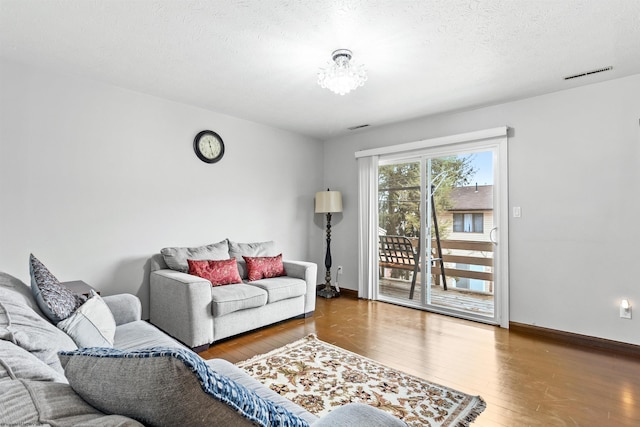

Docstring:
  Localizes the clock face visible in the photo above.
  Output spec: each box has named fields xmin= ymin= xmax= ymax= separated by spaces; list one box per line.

xmin=194 ymin=130 xmax=224 ymax=163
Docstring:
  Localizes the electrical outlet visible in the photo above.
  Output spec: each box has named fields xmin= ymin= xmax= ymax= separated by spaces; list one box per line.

xmin=337 ymin=265 xmax=343 ymax=274
xmin=620 ymin=306 xmax=632 ymax=319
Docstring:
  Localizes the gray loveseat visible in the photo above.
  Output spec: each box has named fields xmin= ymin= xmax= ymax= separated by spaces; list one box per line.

xmin=149 ymin=240 xmax=317 ymax=349
xmin=0 ymin=271 xmax=405 ymax=426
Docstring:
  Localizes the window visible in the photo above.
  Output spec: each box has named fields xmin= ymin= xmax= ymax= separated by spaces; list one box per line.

xmin=453 ymin=213 xmax=484 ymax=233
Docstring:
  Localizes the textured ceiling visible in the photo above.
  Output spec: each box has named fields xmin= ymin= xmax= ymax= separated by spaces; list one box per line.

xmin=2 ymin=0 xmax=640 ymax=140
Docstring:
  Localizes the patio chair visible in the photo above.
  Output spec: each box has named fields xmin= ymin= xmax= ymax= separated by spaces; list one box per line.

xmin=378 ymin=235 xmax=421 ymax=299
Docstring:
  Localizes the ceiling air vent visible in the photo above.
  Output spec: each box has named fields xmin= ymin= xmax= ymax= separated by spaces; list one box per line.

xmin=348 ymin=124 xmax=370 ymax=131
xmin=564 ymin=66 xmax=613 ymax=80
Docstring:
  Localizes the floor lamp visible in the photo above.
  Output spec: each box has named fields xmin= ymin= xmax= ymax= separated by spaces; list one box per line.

xmin=315 ymin=189 xmax=343 ymax=298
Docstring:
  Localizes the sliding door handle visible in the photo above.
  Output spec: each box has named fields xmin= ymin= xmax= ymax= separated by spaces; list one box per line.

xmin=490 ymin=227 xmax=498 ymax=245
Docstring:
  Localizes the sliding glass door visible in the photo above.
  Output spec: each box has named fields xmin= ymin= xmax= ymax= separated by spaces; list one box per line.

xmin=377 ymin=145 xmax=501 ymax=324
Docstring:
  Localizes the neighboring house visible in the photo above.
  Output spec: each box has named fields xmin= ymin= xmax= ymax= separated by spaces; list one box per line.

xmin=442 ymin=185 xmax=493 ymax=243
xmin=440 ymin=185 xmax=494 ymax=293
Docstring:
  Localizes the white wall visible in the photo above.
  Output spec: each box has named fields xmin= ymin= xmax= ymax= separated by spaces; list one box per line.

xmin=0 ymin=60 xmax=324 ymax=317
xmin=323 ymin=74 xmax=640 ymax=345
xmin=2 ymin=59 xmax=637 ymax=345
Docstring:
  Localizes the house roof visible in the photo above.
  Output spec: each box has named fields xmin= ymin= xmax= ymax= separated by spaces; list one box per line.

xmin=448 ymin=185 xmax=493 ymax=211
xmin=2 ymin=1 xmax=640 ymax=140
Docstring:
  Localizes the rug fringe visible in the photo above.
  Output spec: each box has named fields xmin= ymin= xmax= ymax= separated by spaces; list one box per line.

xmin=458 ymin=397 xmax=487 ymax=427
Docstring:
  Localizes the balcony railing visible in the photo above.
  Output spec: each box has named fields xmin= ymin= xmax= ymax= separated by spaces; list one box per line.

xmin=435 ymin=239 xmax=493 ymax=293
xmin=381 ymin=236 xmax=494 ymax=294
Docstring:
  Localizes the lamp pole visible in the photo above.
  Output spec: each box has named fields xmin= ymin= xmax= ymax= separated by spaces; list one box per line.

xmin=315 ymin=189 xmax=342 ymax=299
xmin=318 ymin=211 xmax=335 ymax=298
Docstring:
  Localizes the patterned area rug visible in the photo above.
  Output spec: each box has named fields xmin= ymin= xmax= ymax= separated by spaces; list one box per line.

xmin=236 ymin=334 xmax=485 ymax=426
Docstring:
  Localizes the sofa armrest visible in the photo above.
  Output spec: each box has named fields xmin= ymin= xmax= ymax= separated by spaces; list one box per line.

xmin=149 ymin=269 xmax=214 ymax=348
xmin=102 ymin=294 xmax=142 ymax=326
xmin=283 ymin=260 xmax=317 ymax=315
xmin=311 ymin=403 xmax=407 ymax=427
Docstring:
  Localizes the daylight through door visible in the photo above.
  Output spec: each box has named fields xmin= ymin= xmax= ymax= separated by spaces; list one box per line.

xmin=377 ymin=148 xmax=499 ymax=323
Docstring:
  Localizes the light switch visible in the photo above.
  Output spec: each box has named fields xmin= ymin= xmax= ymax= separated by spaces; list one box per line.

xmin=513 ymin=207 xmax=521 ymax=218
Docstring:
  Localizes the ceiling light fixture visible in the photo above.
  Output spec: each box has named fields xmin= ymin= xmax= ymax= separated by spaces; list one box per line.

xmin=318 ymin=49 xmax=367 ymax=95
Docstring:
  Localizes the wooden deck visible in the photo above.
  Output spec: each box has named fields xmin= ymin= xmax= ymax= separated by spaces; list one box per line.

xmin=379 ymin=277 xmax=494 ymax=316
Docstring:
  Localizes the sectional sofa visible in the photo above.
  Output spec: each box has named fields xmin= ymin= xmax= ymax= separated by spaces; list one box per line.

xmin=0 ymin=269 xmax=405 ymax=426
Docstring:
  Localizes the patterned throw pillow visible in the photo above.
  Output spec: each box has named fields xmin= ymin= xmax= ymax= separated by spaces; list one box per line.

xmin=29 ymin=254 xmax=85 ymax=324
xmin=58 ymin=347 xmax=310 ymax=427
xmin=187 ymin=259 xmax=242 ymax=286
xmin=243 ymin=254 xmax=286 ymax=282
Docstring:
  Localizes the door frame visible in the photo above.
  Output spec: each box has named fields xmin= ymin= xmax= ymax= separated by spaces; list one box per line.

xmin=356 ymin=127 xmax=510 ymax=328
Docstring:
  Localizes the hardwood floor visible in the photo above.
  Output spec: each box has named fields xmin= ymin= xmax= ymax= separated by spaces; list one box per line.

xmin=199 ymin=294 xmax=640 ymax=426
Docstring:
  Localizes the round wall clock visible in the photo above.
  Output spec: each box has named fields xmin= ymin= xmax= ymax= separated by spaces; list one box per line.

xmin=193 ymin=130 xmax=225 ymax=163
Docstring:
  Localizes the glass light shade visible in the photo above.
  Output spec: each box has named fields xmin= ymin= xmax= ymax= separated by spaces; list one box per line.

xmin=315 ymin=191 xmax=343 ymax=213
xmin=318 ymin=49 xmax=367 ymax=96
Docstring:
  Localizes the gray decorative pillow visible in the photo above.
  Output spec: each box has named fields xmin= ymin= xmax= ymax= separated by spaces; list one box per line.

xmin=160 ymin=239 xmax=229 ymax=272
xmin=57 ymin=291 xmax=116 ymax=348
xmin=0 ymin=379 xmax=143 ymax=427
xmin=59 ymin=347 xmax=310 ymax=427
xmin=0 ymin=274 xmax=78 ymax=375
xmin=228 ymin=240 xmax=278 ymax=260
xmin=0 ymin=339 xmax=67 ymax=383
xmin=29 ymin=254 xmax=85 ymax=324
xmin=0 ymin=299 xmax=12 ymax=341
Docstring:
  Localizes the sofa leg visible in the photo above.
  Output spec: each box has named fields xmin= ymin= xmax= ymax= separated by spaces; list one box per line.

xmin=192 ymin=343 xmax=210 ymax=353
xmin=293 ymin=311 xmax=314 ymax=320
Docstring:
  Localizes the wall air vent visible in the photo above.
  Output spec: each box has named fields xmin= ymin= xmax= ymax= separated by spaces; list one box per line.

xmin=348 ymin=124 xmax=370 ymax=131
xmin=564 ymin=66 xmax=613 ymax=80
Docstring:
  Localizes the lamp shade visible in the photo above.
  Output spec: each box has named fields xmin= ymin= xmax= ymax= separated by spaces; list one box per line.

xmin=315 ymin=191 xmax=343 ymax=213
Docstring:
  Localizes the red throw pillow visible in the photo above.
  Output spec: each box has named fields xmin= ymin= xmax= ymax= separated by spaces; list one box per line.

xmin=187 ymin=258 xmax=242 ymax=286
xmin=243 ymin=254 xmax=286 ymax=281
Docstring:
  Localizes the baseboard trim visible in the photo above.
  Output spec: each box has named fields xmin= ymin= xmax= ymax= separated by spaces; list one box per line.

xmin=509 ymin=322 xmax=640 ymax=357
xmin=315 ymin=284 xmax=358 ymax=299
xmin=338 ymin=288 xmax=358 ymax=298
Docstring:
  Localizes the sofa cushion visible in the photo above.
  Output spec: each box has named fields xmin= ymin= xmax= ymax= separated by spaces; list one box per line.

xmin=311 ymin=403 xmax=408 ymax=427
xmin=0 ymin=273 xmax=77 ymax=375
xmin=0 ymin=378 xmax=143 ymax=427
xmin=113 ymin=320 xmax=183 ymax=350
xmin=0 ymin=339 xmax=67 ymax=383
xmin=0 ymin=298 xmax=13 ymax=341
xmin=0 ymin=271 xmax=44 ymax=314
xmin=211 ymin=284 xmax=268 ymax=317
xmin=29 ymin=254 xmax=85 ymax=324
xmin=161 ymin=239 xmax=229 ymax=273
xmin=248 ymin=277 xmax=307 ymax=304
xmin=57 ymin=291 xmax=116 ymax=348
xmin=236 ymin=259 xmax=249 ymax=280
xmin=59 ymin=347 xmax=310 ymax=427
xmin=243 ymin=254 xmax=286 ymax=281
xmin=188 ymin=258 xmax=242 ymax=286
xmin=228 ymin=240 xmax=279 ymax=260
